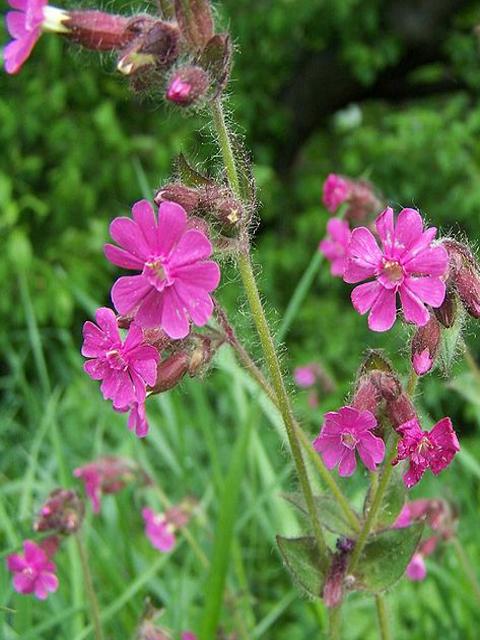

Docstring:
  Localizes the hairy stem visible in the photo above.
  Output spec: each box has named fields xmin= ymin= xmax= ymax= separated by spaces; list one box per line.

xmin=210 ymin=98 xmax=329 ymax=566
xmin=75 ymin=534 xmax=104 ymax=640
xmin=375 ymin=595 xmax=393 ymax=640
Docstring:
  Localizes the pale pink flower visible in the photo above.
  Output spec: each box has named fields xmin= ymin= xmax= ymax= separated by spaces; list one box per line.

xmin=294 ymin=365 xmax=317 ymax=388
xmin=344 ymin=207 xmax=449 ymax=332
xmin=319 ymin=218 xmax=351 ymax=277
xmin=313 ymin=406 xmax=385 ymax=476
xmin=74 ymin=456 xmax=137 ymax=513
xmin=105 ymin=200 xmax=221 ymax=340
xmin=4 ymin=0 xmax=47 ymax=74
xmin=394 ymin=500 xmax=431 ymax=528
xmin=393 ymin=417 xmax=460 ymax=489
xmin=406 ymin=553 xmax=426 ymax=581
xmin=7 ymin=540 xmax=58 ymax=599
xmin=322 ymin=174 xmax=350 ymax=213
xmin=82 ymin=307 xmax=159 ymax=410
xmin=142 ymin=507 xmax=176 ymax=552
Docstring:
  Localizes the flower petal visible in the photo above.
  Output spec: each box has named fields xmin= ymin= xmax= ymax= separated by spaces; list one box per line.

xmin=368 ymin=287 xmax=397 ymax=332
xmin=404 ymin=245 xmax=449 ymax=277
xmin=338 ymin=449 xmax=357 ymax=476
xmin=169 ymin=230 xmax=213 ymax=269
xmin=161 ymin=287 xmax=190 ymax=339
xmin=351 ymin=281 xmax=382 ymax=315
xmin=375 ymin=207 xmax=395 ymax=253
xmin=157 ymin=201 xmax=188 ymax=258
xmin=399 ymin=286 xmax=430 ymax=326
xmin=403 ymin=276 xmax=446 ymax=308
xmin=132 ymin=200 xmax=158 ymax=254
xmin=111 ymin=276 xmax=152 ymax=316
xmin=395 ymin=208 xmax=424 ymax=253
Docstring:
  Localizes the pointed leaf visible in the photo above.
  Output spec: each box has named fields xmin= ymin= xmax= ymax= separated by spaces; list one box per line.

xmin=352 ymin=522 xmax=424 ymax=594
xmin=283 ymin=492 xmax=357 ymax=537
xmin=359 ymin=349 xmax=394 ymax=375
xmin=199 ymin=33 xmax=233 ymax=96
xmin=174 ymin=153 xmax=213 ymax=187
xmin=276 ymin=535 xmax=326 ymax=598
xmin=366 ymin=463 xmax=406 ymax=530
xmin=174 ymin=0 xmax=214 ymax=50
xmin=439 ymin=305 xmax=466 ymax=374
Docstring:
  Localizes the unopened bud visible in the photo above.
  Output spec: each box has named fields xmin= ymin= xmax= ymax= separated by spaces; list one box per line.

xmin=444 ymin=240 xmax=480 ymax=319
xmin=118 ymin=19 xmax=180 ymax=76
xmin=352 ymin=376 xmax=381 ymax=413
xmin=154 ymin=184 xmax=202 ymax=213
xmin=323 ymin=541 xmax=353 ymax=608
xmin=150 ymin=352 xmax=190 ymax=393
xmin=188 ymin=335 xmax=214 ymax=376
xmin=434 ymin=288 xmax=458 ymax=328
xmin=65 ymin=11 xmax=134 ymax=51
xmin=386 ymin=393 xmax=416 ymax=430
xmin=166 ymin=66 xmax=209 ymax=106
xmin=369 ymin=371 xmax=401 ymax=401
xmin=411 ymin=314 xmax=441 ymax=376
xmin=34 ymin=489 xmax=85 ymax=535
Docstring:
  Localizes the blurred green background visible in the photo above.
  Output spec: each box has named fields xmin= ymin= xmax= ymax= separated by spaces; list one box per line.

xmin=2 ymin=0 xmax=480 ymax=638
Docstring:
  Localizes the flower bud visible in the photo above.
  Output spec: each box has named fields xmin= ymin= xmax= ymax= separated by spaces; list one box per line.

xmin=65 ymin=11 xmax=134 ymax=51
xmin=322 ymin=539 xmax=353 ymax=608
xmin=34 ymin=489 xmax=85 ymax=535
xmin=386 ymin=393 xmax=417 ymax=430
xmin=149 ymin=352 xmax=190 ymax=394
xmin=411 ymin=314 xmax=441 ymax=376
xmin=369 ymin=371 xmax=401 ymax=401
xmin=154 ymin=184 xmax=202 ymax=214
xmin=443 ymin=240 xmax=480 ymax=319
xmin=351 ymin=375 xmax=381 ymax=414
xmin=166 ymin=66 xmax=210 ymax=106
xmin=434 ymin=288 xmax=458 ymax=328
xmin=117 ymin=19 xmax=181 ymax=76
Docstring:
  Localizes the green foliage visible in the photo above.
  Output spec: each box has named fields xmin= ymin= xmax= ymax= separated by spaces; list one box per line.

xmin=284 ymin=493 xmax=358 ymax=537
xmin=276 ymin=536 xmax=326 ymax=599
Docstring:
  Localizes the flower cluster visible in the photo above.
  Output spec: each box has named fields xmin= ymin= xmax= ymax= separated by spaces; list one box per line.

xmin=7 ymin=540 xmax=59 ymax=599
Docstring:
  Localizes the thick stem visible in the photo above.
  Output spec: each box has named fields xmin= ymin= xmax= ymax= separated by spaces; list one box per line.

xmin=375 ymin=595 xmax=392 ymax=640
xmin=210 ymin=99 xmax=329 ymax=566
xmin=328 ymin=606 xmax=341 ymax=640
xmin=75 ymin=534 xmax=104 ymax=640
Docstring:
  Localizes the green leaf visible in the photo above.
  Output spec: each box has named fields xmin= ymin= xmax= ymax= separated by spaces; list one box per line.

xmin=439 ymin=305 xmax=466 ymax=373
xmin=200 ymin=34 xmax=233 ymax=96
xmin=353 ymin=523 xmax=424 ymax=594
xmin=276 ymin=535 xmax=326 ymax=598
xmin=366 ymin=463 xmax=406 ymax=530
xmin=359 ymin=349 xmax=394 ymax=375
xmin=283 ymin=492 xmax=357 ymax=537
xmin=174 ymin=153 xmax=212 ymax=187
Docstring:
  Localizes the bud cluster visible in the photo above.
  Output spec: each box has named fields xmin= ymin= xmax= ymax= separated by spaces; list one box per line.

xmin=322 ymin=173 xmax=384 ymax=223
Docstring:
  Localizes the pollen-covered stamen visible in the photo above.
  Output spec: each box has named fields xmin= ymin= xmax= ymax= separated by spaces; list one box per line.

xmin=105 ymin=349 xmax=128 ymax=371
xmin=341 ymin=431 xmax=359 ymax=450
xmin=382 ymin=259 xmax=404 ymax=283
xmin=143 ymin=258 xmax=171 ymax=290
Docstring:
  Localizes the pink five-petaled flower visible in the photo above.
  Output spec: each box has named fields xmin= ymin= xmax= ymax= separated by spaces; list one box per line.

xmin=7 ymin=540 xmax=58 ymax=600
xmin=313 ymin=406 xmax=385 ymax=477
xmin=142 ymin=508 xmax=176 ymax=552
xmin=344 ymin=207 xmax=449 ymax=332
xmin=104 ymin=200 xmax=221 ymax=340
xmin=319 ymin=218 xmax=351 ymax=277
xmin=322 ymin=174 xmax=350 ymax=213
xmin=393 ymin=417 xmax=460 ymax=489
xmin=82 ymin=307 xmax=159 ymax=410
xmin=4 ymin=0 xmax=47 ymax=74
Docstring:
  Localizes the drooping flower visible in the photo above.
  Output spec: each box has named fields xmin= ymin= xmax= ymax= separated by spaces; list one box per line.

xmin=104 ymin=200 xmax=221 ymax=340
xmin=322 ymin=174 xmax=350 ymax=213
xmin=34 ymin=488 xmax=85 ymax=535
xmin=393 ymin=417 xmax=460 ymax=489
xmin=7 ymin=540 xmax=58 ymax=599
xmin=319 ymin=218 xmax=351 ymax=277
xmin=4 ymin=0 xmax=68 ymax=74
xmin=142 ymin=507 xmax=176 ymax=552
xmin=313 ymin=406 xmax=385 ymax=476
xmin=74 ymin=456 xmax=138 ymax=513
xmin=344 ymin=208 xmax=449 ymax=332
xmin=124 ymin=400 xmax=150 ymax=438
xmin=82 ymin=307 xmax=159 ymax=410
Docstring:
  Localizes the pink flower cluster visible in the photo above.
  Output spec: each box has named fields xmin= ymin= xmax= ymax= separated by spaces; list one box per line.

xmin=7 ymin=540 xmax=58 ymax=599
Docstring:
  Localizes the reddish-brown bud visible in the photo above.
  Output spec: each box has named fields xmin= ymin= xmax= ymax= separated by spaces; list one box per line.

xmin=369 ymin=371 xmax=402 ymax=401
xmin=65 ymin=11 xmax=134 ymax=51
xmin=386 ymin=393 xmax=417 ymax=430
xmin=444 ymin=240 xmax=480 ymax=319
xmin=154 ymin=184 xmax=202 ymax=213
xmin=323 ymin=539 xmax=353 ymax=608
xmin=166 ymin=65 xmax=210 ymax=106
xmin=352 ymin=376 xmax=381 ymax=414
xmin=117 ymin=19 xmax=181 ymax=76
xmin=34 ymin=489 xmax=85 ymax=535
xmin=346 ymin=179 xmax=384 ymax=222
xmin=434 ymin=288 xmax=458 ymax=328
xmin=149 ymin=352 xmax=190 ymax=393
xmin=411 ymin=314 xmax=441 ymax=376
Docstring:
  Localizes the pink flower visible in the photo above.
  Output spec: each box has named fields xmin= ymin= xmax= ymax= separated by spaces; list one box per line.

xmin=74 ymin=457 xmax=137 ymax=513
xmin=394 ymin=500 xmax=431 ymax=528
xmin=322 ymin=174 xmax=350 ymax=213
xmin=4 ymin=0 xmax=48 ymax=74
xmin=344 ymin=208 xmax=449 ymax=332
xmin=294 ymin=365 xmax=317 ymax=388
xmin=105 ymin=200 xmax=221 ymax=340
xmin=319 ymin=218 xmax=351 ymax=277
xmin=313 ymin=406 xmax=385 ymax=476
xmin=125 ymin=400 xmax=150 ymax=438
xmin=181 ymin=633 xmax=197 ymax=640
xmin=167 ymin=77 xmax=192 ymax=103
xmin=82 ymin=307 xmax=159 ymax=410
xmin=406 ymin=553 xmax=426 ymax=581
xmin=7 ymin=540 xmax=58 ymax=599
xmin=142 ymin=507 xmax=176 ymax=552
xmin=393 ymin=417 xmax=460 ymax=489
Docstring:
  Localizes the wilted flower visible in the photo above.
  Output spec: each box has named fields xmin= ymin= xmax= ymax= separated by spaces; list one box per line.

xmin=105 ymin=200 xmax=221 ymax=340
xmin=34 ymin=488 xmax=85 ymax=535
xmin=82 ymin=307 xmax=159 ymax=410
xmin=74 ymin=456 xmax=140 ymax=513
xmin=313 ymin=406 xmax=385 ymax=476
xmin=344 ymin=208 xmax=449 ymax=332
xmin=393 ymin=417 xmax=460 ymax=488
xmin=319 ymin=218 xmax=351 ymax=277
xmin=7 ymin=540 xmax=58 ymax=599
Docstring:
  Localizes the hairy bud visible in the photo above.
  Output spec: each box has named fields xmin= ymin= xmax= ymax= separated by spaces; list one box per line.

xmin=434 ymin=288 xmax=458 ymax=328
xmin=352 ymin=375 xmax=381 ymax=414
xmin=386 ymin=393 xmax=417 ymax=430
xmin=149 ymin=352 xmax=190 ymax=393
xmin=443 ymin=240 xmax=480 ymax=319
xmin=117 ymin=19 xmax=181 ymax=76
xmin=34 ymin=489 xmax=85 ymax=535
xmin=411 ymin=314 xmax=441 ymax=376
xmin=154 ymin=184 xmax=202 ymax=213
xmin=65 ymin=11 xmax=134 ymax=51
xmin=166 ymin=66 xmax=210 ymax=106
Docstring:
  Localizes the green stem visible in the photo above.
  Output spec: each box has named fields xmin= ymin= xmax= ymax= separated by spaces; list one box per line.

xmin=451 ymin=536 xmax=480 ymax=605
xmin=75 ymin=534 xmax=105 ymax=640
xmin=210 ymin=98 xmax=329 ymax=567
xmin=328 ymin=606 xmax=341 ymax=640
xmin=347 ymin=444 xmax=396 ymax=574
xmin=406 ymin=369 xmax=418 ymax=397
xmin=375 ymin=595 xmax=392 ymax=640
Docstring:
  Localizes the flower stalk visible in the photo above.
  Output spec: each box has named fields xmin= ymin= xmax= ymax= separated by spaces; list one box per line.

xmin=75 ymin=533 xmax=105 ymax=640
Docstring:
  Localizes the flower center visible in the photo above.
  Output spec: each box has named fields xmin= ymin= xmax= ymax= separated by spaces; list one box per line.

xmin=382 ymin=259 xmax=404 ymax=283
xmin=143 ymin=258 xmax=172 ymax=291
xmin=105 ymin=349 xmax=128 ymax=371
xmin=341 ymin=432 xmax=358 ymax=450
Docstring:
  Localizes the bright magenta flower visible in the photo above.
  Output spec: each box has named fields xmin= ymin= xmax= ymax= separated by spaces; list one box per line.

xmin=123 ymin=400 xmax=149 ymax=438
xmin=313 ymin=406 xmax=385 ymax=476
xmin=105 ymin=200 xmax=221 ymax=340
xmin=142 ymin=508 xmax=176 ymax=552
xmin=344 ymin=208 xmax=449 ymax=332
xmin=4 ymin=0 xmax=47 ymax=74
xmin=322 ymin=174 xmax=350 ymax=213
xmin=319 ymin=218 xmax=351 ymax=277
xmin=82 ymin=307 xmax=159 ymax=410
xmin=7 ymin=540 xmax=58 ymax=599
xmin=393 ymin=417 xmax=460 ymax=488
